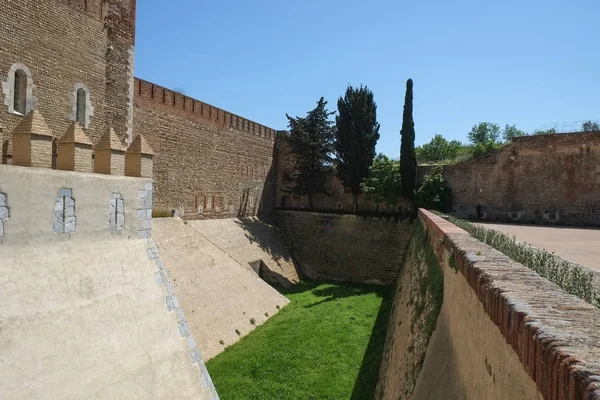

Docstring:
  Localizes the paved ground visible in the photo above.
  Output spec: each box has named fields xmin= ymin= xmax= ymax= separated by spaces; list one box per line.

xmin=479 ymin=223 xmax=600 ymax=271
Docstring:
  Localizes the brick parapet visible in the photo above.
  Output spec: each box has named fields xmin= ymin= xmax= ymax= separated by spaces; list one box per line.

xmin=134 ymin=78 xmax=276 ymax=142
xmin=419 ymin=209 xmax=600 ymax=399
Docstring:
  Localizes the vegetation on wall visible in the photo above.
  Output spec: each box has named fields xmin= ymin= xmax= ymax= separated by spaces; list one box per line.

xmin=415 ymin=166 xmax=452 ymax=212
xmin=285 ymin=98 xmax=336 ymax=209
xmin=334 ymin=85 xmax=381 ymax=213
xmin=361 ymin=154 xmax=401 ymax=207
xmin=447 ymin=216 xmax=600 ymax=307
xmin=206 ymin=282 xmax=392 ymax=400
xmin=400 ymin=79 xmax=417 ymax=207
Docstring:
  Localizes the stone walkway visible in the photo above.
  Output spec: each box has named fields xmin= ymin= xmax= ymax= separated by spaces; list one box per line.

xmin=479 ymin=223 xmax=600 ymax=271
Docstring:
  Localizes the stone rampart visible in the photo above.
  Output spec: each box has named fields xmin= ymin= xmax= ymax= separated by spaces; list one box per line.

xmin=274 ymin=211 xmax=412 ymax=285
xmin=376 ymin=209 xmax=600 ymax=399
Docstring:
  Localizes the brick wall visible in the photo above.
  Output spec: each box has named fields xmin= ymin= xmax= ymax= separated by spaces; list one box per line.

xmin=441 ymin=132 xmax=600 ymax=226
xmin=133 ymin=78 xmax=277 ymax=218
xmin=0 ymin=0 xmax=135 ymax=147
xmin=274 ymin=211 xmax=412 ymax=285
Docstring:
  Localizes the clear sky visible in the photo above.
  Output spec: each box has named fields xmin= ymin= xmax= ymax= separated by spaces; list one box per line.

xmin=134 ymin=0 xmax=599 ymax=158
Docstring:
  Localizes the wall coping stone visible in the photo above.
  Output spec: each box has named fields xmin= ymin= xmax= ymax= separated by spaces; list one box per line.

xmin=419 ymin=209 xmax=600 ymax=399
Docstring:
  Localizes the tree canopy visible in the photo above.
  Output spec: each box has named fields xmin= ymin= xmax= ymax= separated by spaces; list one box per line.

xmin=361 ymin=154 xmax=401 ymax=206
xmin=334 ymin=85 xmax=380 ymax=212
xmin=415 ymin=134 xmax=461 ymax=164
xmin=582 ymin=120 xmax=600 ymax=132
xmin=502 ymin=124 xmax=526 ymax=142
xmin=285 ymin=97 xmax=335 ymax=208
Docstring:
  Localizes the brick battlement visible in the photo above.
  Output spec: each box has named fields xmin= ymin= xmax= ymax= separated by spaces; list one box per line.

xmin=134 ymin=78 xmax=276 ymax=142
xmin=49 ymin=0 xmax=136 ymax=25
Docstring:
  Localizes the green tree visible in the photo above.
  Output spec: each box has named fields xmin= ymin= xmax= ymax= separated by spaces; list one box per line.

xmin=415 ymin=166 xmax=452 ymax=212
xmin=285 ymin=97 xmax=335 ymax=209
xmin=400 ymin=79 xmax=417 ymax=207
xmin=502 ymin=124 xmax=526 ymax=142
xmin=468 ymin=122 xmax=501 ymax=145
xmin=334 ymin=85 xmax=381 ymax=212
xmin=361 ymin=154 xmax=401 ymax=207
xmin=532 ymin=128 xmax=557 ymax=135
xmin=415 ymin=134 xmax=461 ymax=163
xmin=581 ymin=120 xmax=600 ymax=132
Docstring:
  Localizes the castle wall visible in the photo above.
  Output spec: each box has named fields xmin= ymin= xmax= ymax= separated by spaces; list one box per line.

xmin=443 ymin=131 xmax=600 ymax=225
xmin=133 ymin=78 xmax=277 ymax=218
xmin=0 ymin=164 xmax=218 ymax=399
xmin=0 ymin=0 xmax=135 ymax=145
xmin=274 ymin=211 xmax=412 ymax=285
xmin=376 ymin=209 xmax=600 ymax=399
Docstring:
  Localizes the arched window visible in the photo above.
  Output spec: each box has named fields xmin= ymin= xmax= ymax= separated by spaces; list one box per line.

xmin=70 ymin=84 xmax=93 ymax=129
xmin=3 ymin=63 xmax=35 ymax=115
xmin=76 ymin=88 xmax=86 ymax=126
xmin=13 ymin=69 xmax=27 ymax=114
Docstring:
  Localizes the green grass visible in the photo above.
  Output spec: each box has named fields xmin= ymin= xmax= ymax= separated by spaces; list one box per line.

xmin=206 ymin=281 xmax=392 ymax=400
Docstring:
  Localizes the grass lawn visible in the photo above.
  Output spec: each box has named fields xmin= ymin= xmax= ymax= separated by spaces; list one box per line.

xmin=206 ymin=281 xmax=392 ymax=400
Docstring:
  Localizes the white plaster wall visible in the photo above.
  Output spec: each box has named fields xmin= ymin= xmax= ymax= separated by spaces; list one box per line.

xmin=0 ymin=165 xmax=218 ymax=399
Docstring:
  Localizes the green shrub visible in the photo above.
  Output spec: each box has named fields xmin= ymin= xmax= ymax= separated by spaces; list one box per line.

xmin=415 ymin=166 xmax=452 ymax=212
xmin=152 ymin=209 xmax=172 ymax=218
xmin=448 ymin=216 xmax=600 ymax=307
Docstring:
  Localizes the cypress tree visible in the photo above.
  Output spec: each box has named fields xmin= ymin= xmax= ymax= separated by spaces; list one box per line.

xmin=334 ymin=85 xmax=381 ymax=213
xmin=400 ymin=79 xmax=417 ymax=209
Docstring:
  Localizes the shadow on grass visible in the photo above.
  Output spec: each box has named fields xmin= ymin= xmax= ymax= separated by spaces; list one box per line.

xmin=275 ymin=280 xmax=393 ymax=400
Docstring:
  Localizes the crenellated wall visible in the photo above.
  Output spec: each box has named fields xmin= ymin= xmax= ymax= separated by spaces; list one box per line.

xmin=0 ymin=0 xmax=136 ymax=146
xmin=0 ymin=164 xmax=219 ymax=399
xmin=133 ymin=79 xmax=277 ymax=219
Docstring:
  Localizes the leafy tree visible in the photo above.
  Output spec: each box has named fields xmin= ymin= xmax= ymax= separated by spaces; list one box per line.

xmin=532 ymin=128 xmax=557 ymax=135
xmin=468 ymin=122 xmax=501 ymax=145
xmin=415 ymin=134 xmax=461 ymax=163
xmin=285 ymin=97 xmax=335 ymax=209
xmin=334 ymin=85 xmax=381 ymax=213
xmin=361 ymin=154 xmax=401 ymax=207
xmin=400 ymin=79 xmax=417 ymax=206
xmin=581 ymin=120 xmax=600 ymax=132
xmin=415 ymin=166 xmax=452 ymax=212
xmin=502 ymin=124 xmax=526 ymax=142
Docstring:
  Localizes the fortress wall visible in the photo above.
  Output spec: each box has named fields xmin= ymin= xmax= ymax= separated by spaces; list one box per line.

xmin=0 ymin=164 xmax=218 ymax=399
xmin=274 ymin=211 xmax=412 ymax=285
xmin=0 ymin=0 xmax=135 ymax=144
xmin=376 ymin=209 xmax=600 ymax=400
xmin=443 ymin=131 xmax=600 ymax=226
xmin=133 ymin=79 xmax=276 ymax=218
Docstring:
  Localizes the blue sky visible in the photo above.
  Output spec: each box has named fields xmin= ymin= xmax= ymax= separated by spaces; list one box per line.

xmin=135 ymin=0 xmax=599 ymax=158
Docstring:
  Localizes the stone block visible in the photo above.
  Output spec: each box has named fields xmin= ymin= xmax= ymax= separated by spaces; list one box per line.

xmin=64 ymin=206 xmax=75 ymax=218
xmin=154 ymin=271 xmax=163 ymax=286
xmin=116 ymin=214 xmax=124 ymax=230
xmin=0 ymin=207 xmax=9 ymax=219
xmin=144 ymin=182 xmax=153 ymax=191
xmin=0 ymin=220 xmax=4 ymax=238
xmin=156 ymin=259 xmax=164 ymax=270
xmin=59 ymin=188 xmax=72 ymax=197
xmin=137 ymin=190 xmax=147 ymax=202
xmin=178 ymin=320 xmax=190 ymax=337
xmin=141 ymin=219 xmax=152 ymax=230
xmin=137 ymin=229 xmax=149 ymax=239
xmin=136 ymin=209 xmax=146 ymax=220
xmin=186 ymin=333 xmax=197 ymax=351
xmin=116 ymin=198 xmax=124 ymax=214
xmin=189 ymin=347 xmax=201 ymax=364
xmin=64 ymin=217 xmax=76 ymax=233
xmin=166 ymin=296 xmax=175 ymax=312
xmin=53 ymin=219 xmax=64 ymax=233
xmin=144 ymin=192 xmax=152 ymax=209
xmin=109 ymin=198 xmax=117 ymax=214
xmin=176 ymin=307 xmax=185 ymax=323
xmin=55 ymin=197 xmax=64 ymax=212
xmin=0 ymin=193 xmax=6 ymax=207
xmin=146 ymin=209 xmax=152 ymax=219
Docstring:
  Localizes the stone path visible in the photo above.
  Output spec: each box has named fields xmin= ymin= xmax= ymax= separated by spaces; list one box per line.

xmin=479 ymin=223 xmax=600 ymax=271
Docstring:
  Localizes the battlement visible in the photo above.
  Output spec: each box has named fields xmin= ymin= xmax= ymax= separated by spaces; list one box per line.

xmin=134 ymin=78 xmax=277 ymax=142
xmin=49 ymin=0 xmax=136 ymax=26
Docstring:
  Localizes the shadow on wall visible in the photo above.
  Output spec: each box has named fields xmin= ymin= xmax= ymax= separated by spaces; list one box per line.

xmin=233 ymin=216 xmax=301 ymax=287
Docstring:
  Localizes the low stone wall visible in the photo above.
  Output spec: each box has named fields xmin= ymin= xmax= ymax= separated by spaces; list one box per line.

xmin=274 ymin=211 xmax=412 ymax=285
xmin=376 ymin=209 xmax=600 ymax=399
